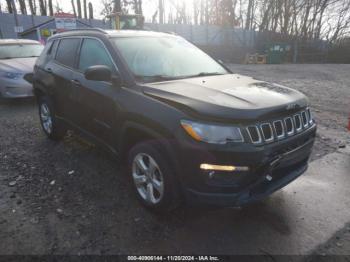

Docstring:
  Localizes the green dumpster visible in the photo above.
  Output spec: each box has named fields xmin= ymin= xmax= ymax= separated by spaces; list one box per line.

xmin=266 ymin=43 xmax=291 ymax=64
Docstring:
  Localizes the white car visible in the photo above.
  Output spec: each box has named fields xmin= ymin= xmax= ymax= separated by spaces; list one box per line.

xmin=0 ymin=39 xmax=43 ymax=98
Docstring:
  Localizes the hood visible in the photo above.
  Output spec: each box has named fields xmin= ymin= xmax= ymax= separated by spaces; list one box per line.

xmin=0 ymin=57 xmax=37 ymax=73
xmin=143 ymin=74 xmax=308 ymax=122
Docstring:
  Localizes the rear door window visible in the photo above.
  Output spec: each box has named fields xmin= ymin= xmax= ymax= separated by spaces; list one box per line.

xmin=55 ymin=38 xmax=81 ymax=68
xmin=48 ymin=40 xmax=59 ymax=58
xmin=36 ymin=41 xmax=53 ymax=67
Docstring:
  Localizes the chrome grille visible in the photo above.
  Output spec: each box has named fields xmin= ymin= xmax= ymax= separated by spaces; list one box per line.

xmin=301 ymin=111 xmax=308 ymax=127
xmin=247 ymin=126 xmax=262 ymax=143
xmin=284 ymin=117 xmax=294 ymax=135
xmin=261 ymin=123 xmax=273 ymax=142
xmin=294 ymin=114 xmax=302 ymax=132
xmin=273 ymin=120 xmax=284 ymax=139
xmin=246 ymin=109 xmax=314 ymax=144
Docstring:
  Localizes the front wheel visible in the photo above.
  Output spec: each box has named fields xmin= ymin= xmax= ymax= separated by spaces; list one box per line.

xmin=128 ymin=141 xmax=181 ymax=211
xmin=38 ymin=96 xmax=66 ymax=141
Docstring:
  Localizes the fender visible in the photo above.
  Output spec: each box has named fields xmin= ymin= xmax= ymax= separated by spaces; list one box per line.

xmin=119 ymin=120 xmax=184 ymax=191
xmin=119 ymin=120 xmax=180 ymax=166
xmin=33 ymin=80 xmax=47 ymax=97
xmin=119 ymin=120 xmax=174 ymax=151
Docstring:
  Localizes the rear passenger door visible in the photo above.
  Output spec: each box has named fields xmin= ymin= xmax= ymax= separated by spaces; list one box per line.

xmin=48 ymin=38 xmax=81 ymax=120
xmin=72 ymin=37 xmax=119 ymax=146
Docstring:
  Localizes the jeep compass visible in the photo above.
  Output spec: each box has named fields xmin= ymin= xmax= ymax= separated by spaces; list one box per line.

xmin=33 ymin=29 xmax=316 ymax=211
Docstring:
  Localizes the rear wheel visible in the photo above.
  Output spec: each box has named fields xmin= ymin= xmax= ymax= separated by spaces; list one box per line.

xmin=128 ymin=141 xmax=181 ymax=211
xmin=38 ymin=96 xmax=66 ymax=140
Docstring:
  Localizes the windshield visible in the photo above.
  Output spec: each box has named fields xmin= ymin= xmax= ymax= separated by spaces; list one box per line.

xmin=111 ymin=36 xmax=227 ymax=81
xmin=0 ymin=44 xmax=44 ymax=59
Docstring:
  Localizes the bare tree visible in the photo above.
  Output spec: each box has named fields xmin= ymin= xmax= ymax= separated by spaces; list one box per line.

xmin=54 ymin=0 xmax=62 ymax=13
xmin=88 ymin=1 xmax=93 ymax=18
xmin=6 ymin=0 xmax=13 ymax=13
xmin=83 ymin=0 xmax=87 ymax=18
xmin=71 ymin=0 xmax=76 ymax=16
xmin=38 ymin=0 xmax=46 ymax=15
xmin=77 ymin=0 xmax=82 ymax=18
xmin=28 ymin=0 xmax=36 ymax=14
xmin=146 ymin=0 xmax=350 ymax=43
xmin=48 ymin=0 xmax=53 ymax=15
xmin=18 ymin=0 xmax=27 ymax=14
xmin=327 ymin=0 xmax=350 ymax=42
xmin=245 ymin=0 xmax=254 ymax=29
xmin=101 ymin=0 xmax=113 ymax=18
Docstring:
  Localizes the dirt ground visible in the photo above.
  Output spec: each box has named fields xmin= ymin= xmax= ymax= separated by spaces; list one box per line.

xmin=0 ymin=64 xmax=349 ymax=257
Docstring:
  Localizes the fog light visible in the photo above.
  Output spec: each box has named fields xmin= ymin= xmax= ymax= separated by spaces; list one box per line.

xmin=200 ymin=163 xmax=249 ymax=172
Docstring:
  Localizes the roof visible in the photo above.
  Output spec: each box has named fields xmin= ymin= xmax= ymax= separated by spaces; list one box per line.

xmin=105 ymin=30 xmax=176 ymax=37
xmin=0 ymin=39 xmax=41 ymax=45
xmin=50 ymin=28 xmax=176 ymax=39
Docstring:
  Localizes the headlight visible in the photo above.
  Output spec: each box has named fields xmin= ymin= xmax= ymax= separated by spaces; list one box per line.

xmin=0 ymin=71 xmax=23 ymax=80
xmin=181 ymin=120 xmax=244 ymax=144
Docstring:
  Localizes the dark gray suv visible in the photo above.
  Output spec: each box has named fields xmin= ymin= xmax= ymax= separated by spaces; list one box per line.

xmin=33 ymin=29 xmax=316 ymax=211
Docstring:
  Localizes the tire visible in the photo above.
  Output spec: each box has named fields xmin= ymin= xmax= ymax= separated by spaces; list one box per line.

xmin=38 ymin=96 xmax=66 ymax=141
xmin=128 ymin=141 xmax=181 ymax=212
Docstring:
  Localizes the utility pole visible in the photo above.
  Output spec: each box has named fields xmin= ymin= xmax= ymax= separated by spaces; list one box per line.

xmin=205 ymin=0 xmax=209 ymax=25
xmin=10 ymin=0 xmax=19 ymax=38
xmin=114 ymin=0 xmax=121 ymax=12
xmin=159 ymin=0 xmax=164 ymax=24
xmin=205 ymin=0 xmax=209 ymax=45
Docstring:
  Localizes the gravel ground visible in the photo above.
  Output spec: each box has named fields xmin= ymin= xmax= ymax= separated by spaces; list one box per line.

xmin=0 ymin=64 xmax=349 ymax=256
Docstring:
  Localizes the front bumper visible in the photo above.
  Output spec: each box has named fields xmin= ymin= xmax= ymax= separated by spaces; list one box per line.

xmin=176 ymin=124 xmax=316 ymax=207
xmin=0 ymin=77 xmax=34 ymax=98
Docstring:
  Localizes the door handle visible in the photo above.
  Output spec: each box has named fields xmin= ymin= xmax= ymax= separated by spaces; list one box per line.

xmin=46 ymin=67 xmax=53 ymax=73
xmin=71 ymin=79 xmax=81 ymax=86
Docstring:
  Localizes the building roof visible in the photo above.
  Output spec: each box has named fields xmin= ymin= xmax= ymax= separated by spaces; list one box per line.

xmin=0 ymin=39 xmax=41 ymax=44
xmin=20 ymin=18 xmax=55 ymax=36
xmin=19 ymin=18 xmax=97 ymax=36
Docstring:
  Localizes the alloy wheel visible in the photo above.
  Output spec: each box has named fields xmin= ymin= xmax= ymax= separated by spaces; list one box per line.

xmin=40 ymin=103 xmax=53 ymax=134
xmin=132 ymin=153 xmax=164 ymax=204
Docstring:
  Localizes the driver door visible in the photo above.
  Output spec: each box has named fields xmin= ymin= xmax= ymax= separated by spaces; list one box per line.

xmin=72 ymin=38 xmax=119 ymax=146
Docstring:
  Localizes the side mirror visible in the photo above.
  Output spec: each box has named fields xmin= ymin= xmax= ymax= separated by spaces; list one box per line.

xmin=84 ymin=65 xmax=112 ymax=82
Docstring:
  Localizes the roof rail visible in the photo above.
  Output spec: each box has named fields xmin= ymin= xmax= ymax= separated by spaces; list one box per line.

xmin=65 ymin=28 xmax=107 ymax=34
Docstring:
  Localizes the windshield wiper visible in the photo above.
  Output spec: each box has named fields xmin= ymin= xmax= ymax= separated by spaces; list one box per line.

xmin=135 ymin=74 xmax=181 ymax=82
xmin=187 ymin=72 xmax=226 ymax=78
xmin=135 ymin=72 xmax=226 ymax=82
